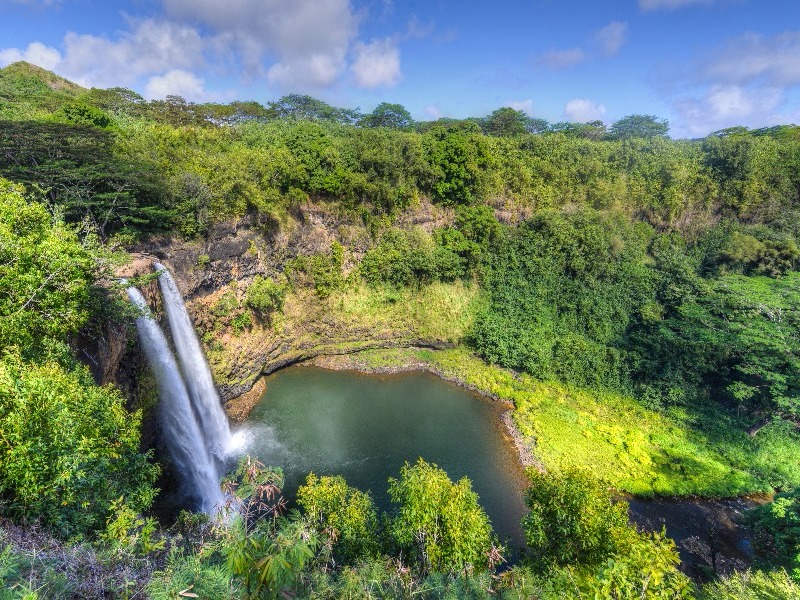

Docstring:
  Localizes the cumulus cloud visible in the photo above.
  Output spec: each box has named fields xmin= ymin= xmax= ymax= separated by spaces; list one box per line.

xmin=161 ymin=0 xmax=358 ymax=90
xmin=639 ymin=0 xmax=715 ymax=9
xmin=1 ymin=0 xmax=407 ymax=96
xmin=697 ymin=31 xmax=800 ymax=87
xmin=537 ymin=48 xmax=586 ymax=70
xmin=58 ymin=18 xmax=204 ymax=88
xmin=671 ymin=85 xmax=785 ymax=137
xmin=507 ymin=99 xmax=533 ymax=113
xmin=0 ymin=18 xmax=205 ymax=89
xmin=144 ymin=69 xmax=216 ymax=101
xmin=0 ymin=41 xmax=61 ymax=70
xmin=563 ymin=98 xmax=606 ymax=122
xmin=424 ymin=105 xmax=443 ymax=120
xmin=595 ymin=21 xmax=627 ymax=56
xmin=659 ymin=30 xmax=800 ymax=136
xmin=350 ymin=37 xmax=401 ymax=88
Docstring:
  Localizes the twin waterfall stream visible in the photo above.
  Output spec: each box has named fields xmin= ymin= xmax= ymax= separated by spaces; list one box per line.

xmin=126 ymin=264 xmax=233 ymax=513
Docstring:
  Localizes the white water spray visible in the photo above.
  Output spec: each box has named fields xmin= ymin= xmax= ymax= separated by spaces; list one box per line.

xmin=126 ymin=286 xmax=224 ymax=513
xmin=154 ymin=263 xmax=233 ymax=464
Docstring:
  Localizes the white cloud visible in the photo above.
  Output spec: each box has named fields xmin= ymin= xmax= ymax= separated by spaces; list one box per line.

xmin=59 ymin=18 xmax=204 ymax=88
xmin=424 ymin=105 xmax=442 ymax=120
xmin=698 ymin=31 xmax=800 ymax=87
xmin=563 ymin=98 xmax=606 ymax=122
xmin=267 ymin=54 xmax=344 ymax=89
xmin=671 ymin=85 xmax=785 ymax=137
xmin=537 ymin=48 xmax=586 ymax=70
xmin=0 ymin=41 xmax=61 ymax=70
xmin=161 ymin=0 xmax=358 ymax=90
xmin=0 ymin=18 xmax=206 ymax=89
xmin=1 ymin=0 xmax=405 ymax=96
xmin=639 ymin=0 xmax=715 ymax=10
xmin=659 ymin=30 xmax=800 ymax=136
xmin=144 ymin=69 xmax=213 ymax=101
xmin=595 ymin=21 xmax=627 ymax=56
xmin=507 ymin=99 xmax=533 ymax=113
xmin=350 ymin=38 xmax=401 ymax=88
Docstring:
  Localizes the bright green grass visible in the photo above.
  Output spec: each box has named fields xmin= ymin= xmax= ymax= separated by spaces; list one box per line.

xmin=324 ymin=280 xmax=485 ymax=343
xmin=351 ymin=347 xmax=800 ymax=498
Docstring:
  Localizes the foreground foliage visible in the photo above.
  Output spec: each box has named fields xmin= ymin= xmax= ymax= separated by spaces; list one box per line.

xmin=0 ymin=352 xmax=157 ymax=537
xmin=0 ymin=179 xmax=97 ymax=356
xmin=0 ymin=180 xmax=158 ymax=537
xmin=388 ymin=459 xmax=497 ymax=575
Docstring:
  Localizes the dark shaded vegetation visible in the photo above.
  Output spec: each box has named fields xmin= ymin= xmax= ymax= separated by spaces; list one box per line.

xmin=746 ymin=488 xmax=800 ymax=580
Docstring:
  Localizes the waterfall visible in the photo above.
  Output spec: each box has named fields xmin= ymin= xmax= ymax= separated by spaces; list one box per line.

xmin=126 ymin=286 xmax=224 ymax=513
xmin=154 ymin=263 xmax=232 ymax=465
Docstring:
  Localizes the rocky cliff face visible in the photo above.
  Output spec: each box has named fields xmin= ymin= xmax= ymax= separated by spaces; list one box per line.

xmin=107 ymin=200 xmax=458 ymax=420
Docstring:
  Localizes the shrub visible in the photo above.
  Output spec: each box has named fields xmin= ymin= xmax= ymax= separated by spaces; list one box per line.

xmin=297 ymin=473 xmax=380 ymax=565
xmin=522 ymin=468 xmax=629 ymax=568
xmin=361 ymin=228 xmax=466 ymax=288
xmin=0 ymin=180 xmax=97 ymax=356
xmin=697 ymin=569 xmax=800 ymax=599
xmin=388 ymin=458 xmax=496 ymax=574
xmin=746 ymin=488 xmax=800 ymax=580
xmin=244 ymin=276 xmax=286 ymax=317
xmin=0 ymin=351 xmax=158 ymax=537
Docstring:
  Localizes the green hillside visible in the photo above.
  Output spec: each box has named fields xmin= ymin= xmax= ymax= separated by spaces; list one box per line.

xmin=0 ymin=64 xmax=798 ymax=599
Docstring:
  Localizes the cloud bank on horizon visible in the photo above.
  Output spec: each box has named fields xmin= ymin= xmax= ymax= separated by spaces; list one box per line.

xmin=0 ymin=0 xmax=798 ymax=137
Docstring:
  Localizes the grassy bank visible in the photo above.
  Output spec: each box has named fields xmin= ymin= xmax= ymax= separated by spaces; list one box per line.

xmin=333 ymin=346 xmax=800 ymax=498
xmin=201 ymin=279 xmax=484 ymax=395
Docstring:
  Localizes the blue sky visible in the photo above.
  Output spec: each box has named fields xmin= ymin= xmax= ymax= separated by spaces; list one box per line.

xmin=1 ymin=0 xmax=798 ymax=137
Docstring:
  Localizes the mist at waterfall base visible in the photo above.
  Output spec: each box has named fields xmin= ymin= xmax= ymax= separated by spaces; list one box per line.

xmin=127 ymin=266 xmax=240 ymax=514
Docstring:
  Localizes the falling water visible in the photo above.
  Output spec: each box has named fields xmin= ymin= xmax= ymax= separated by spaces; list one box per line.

xmin=154 ymin=263 xmax=233 ymax=464
xmin=126 ymin=286 xmax=224 ymax=513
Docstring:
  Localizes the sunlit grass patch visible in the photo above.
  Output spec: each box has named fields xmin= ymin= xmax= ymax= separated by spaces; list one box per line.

xmin=351 ymin=346 xmax=800 ymax=498
xmin=324 ymin=280 xmax=484 ymax=343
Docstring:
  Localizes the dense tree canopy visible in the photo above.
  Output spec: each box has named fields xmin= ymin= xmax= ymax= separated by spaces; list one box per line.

xmin=610 ymin=114 xmax=670 ymax=139
xmin=0 ymin=178 xmax=97 ymax=355
xmin=0 ymin=179 xmax=157 ymax=536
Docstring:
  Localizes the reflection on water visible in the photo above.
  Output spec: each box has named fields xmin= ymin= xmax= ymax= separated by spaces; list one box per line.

xmin=241 ymin=366 xmax=529 ymax=548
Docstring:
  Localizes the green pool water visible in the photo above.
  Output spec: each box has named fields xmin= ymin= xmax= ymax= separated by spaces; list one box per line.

xmin=244 ymin=366 xmax=529 ymax=548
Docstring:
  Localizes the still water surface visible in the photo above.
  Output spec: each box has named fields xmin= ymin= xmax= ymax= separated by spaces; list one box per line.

xmin=245 ymin=366 xmax=529 ymax=547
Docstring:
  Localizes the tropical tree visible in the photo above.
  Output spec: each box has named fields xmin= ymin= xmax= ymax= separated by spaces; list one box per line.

xmin=609 ymin=114 xmax=670 ymax=139
xmin=0 ymin=178 xmax=97 ymax=355
xmin=523 ymin=469 xmax=690 ymax=598
xmin=481 ymin=107 xmax=530 ymax=137
xmin=523 ymin=469 xmax=629 ymax=568
xmin=270 ymin=94 xmax=360 ymax=124
xmin=361 ymin=102 xmax=413 ymax=129
xmin=297 ymin=473 xmax=380 ymax=564
xmin=387 ymin=458 xmax=497 ymax=574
